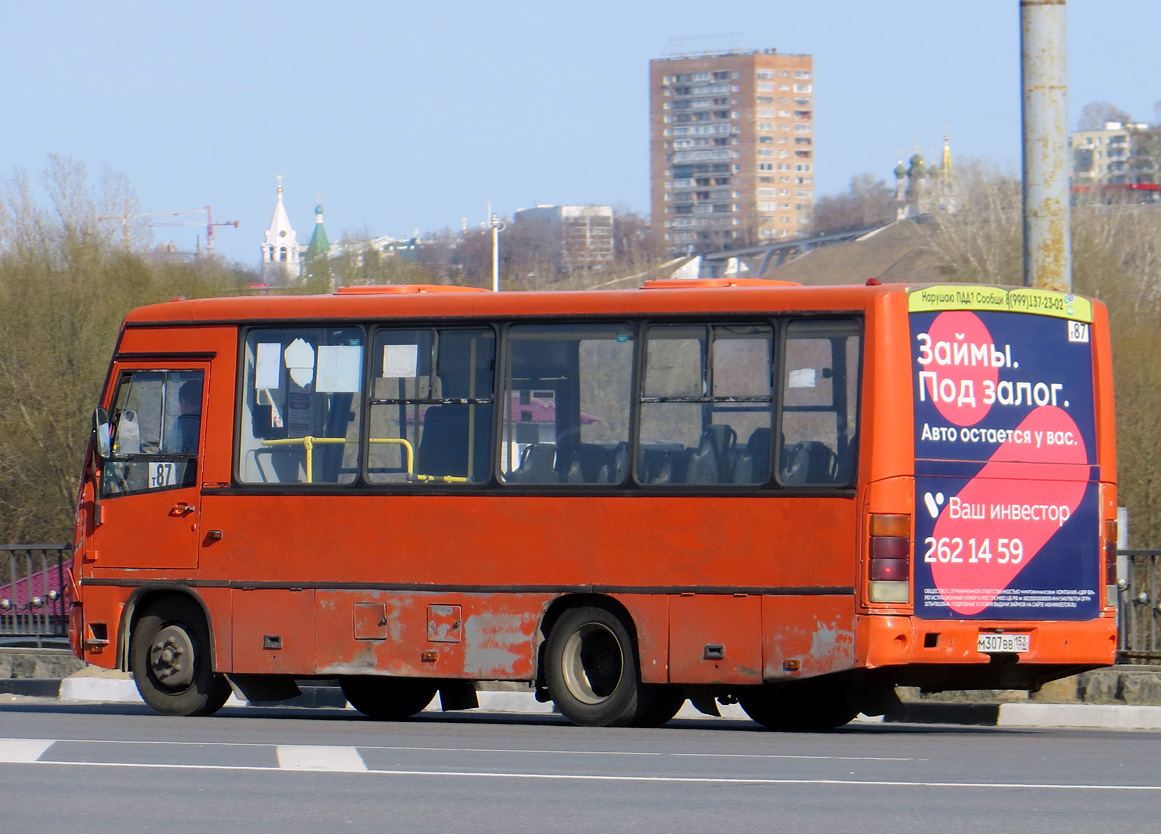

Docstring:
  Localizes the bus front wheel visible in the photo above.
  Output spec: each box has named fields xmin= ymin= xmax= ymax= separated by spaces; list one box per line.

xmin=340 ymin=677 xmax=437 ymax=719
xmin=545 ymin=606 xmax=642 ymax=727
xmin=130 ymin=597 xmax=231 ymax=717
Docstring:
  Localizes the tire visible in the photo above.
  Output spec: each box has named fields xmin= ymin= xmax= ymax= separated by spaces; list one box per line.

xmin=544 ymin=605 xmax=642 ymax=727
xmin=340 ymin=676 xmax=437 ymax=719
xmin=130 ymin=597 xmax=231 ymax=717
xmin=632 ymin=685 xmax=686 ymax=727
xmin=738 ymin=680 xmax=858 ymax=731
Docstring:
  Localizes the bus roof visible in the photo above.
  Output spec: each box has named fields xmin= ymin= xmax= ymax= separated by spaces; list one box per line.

xmin=124 ymin=281 xmax=907 ymax=325
xmin=122 ymin=281 xmax=1101 ymax=326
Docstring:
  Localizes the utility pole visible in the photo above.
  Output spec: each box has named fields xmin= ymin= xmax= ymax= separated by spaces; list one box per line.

xmin=1020 ymin=0 xmax=1072 ymax=291
xmin=490 ymin=213 xmax=506 ymax=292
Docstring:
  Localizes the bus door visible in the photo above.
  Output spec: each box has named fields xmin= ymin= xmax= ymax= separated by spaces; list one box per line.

xmin=92 ymin=362 xmax=209 ymax=571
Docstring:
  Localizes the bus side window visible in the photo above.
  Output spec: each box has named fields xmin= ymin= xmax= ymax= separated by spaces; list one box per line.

xmin=638 ymin=323 xmax=773 ymax=486
xmin=778 ymin=320 xmax=860 ymax=486
xmin=238 ymin=327 xmax=364 ymax=485
xmin=502 ymin=324 xmax=633 ymax=486
xmin=367 ymin=328 xmax=495 ymax=485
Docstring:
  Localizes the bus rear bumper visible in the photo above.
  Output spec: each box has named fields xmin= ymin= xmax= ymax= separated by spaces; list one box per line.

xmin=858 ymin=614 xmax=1118 ymax=672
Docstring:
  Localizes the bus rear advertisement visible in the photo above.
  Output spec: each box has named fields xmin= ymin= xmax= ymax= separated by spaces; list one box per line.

xmin=67 ymin=280 xmax=1118 ymax=729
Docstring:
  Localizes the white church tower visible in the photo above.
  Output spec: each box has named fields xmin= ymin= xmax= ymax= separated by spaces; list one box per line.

xmin=261 ymin=176 xmax=301 ymax=281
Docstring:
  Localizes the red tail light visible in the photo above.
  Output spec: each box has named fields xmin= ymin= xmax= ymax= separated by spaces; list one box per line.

xmin=869 ymin=514 xmax=911 ymax=603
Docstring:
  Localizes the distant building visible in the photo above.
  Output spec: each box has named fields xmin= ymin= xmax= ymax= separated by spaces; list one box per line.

xmin=512 ymin=205 xmax=615 ymax=272
xmin=260 ymin=177 xmax=302 ymax=281
xmin=650 ymin=48 xmax=815 ymax=257
xmin=305 ymin=202 xmax=330 ymax=261
xmin=1071 ymin=121 xmax=1161 ymax=201
xmin=894 ymin=137 xmax=957 ymax=220
xmin=1072 ymin=121 xmax=1148 ymax=186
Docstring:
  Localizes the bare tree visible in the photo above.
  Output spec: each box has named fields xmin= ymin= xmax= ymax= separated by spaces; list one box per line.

xmin=811 ymin=174 xmax=895 ymax=234
xmin=918 ymin=160 xmax=1023 ymax=284
xmin=0 ymin=157 xmax=244 ymax=543
xmin=1077 ymin=101 xmax=1133 ymax=131
xmin=917 ymin=156 xmax=1161 ymax=543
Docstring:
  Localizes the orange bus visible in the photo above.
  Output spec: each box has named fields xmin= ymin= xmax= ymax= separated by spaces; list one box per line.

xmin=67 ymin=279 xmax=1118 ymax=728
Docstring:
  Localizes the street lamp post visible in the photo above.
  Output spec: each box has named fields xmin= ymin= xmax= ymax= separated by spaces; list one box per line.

xmin=490 ymin=213 xmax=506 ymax=292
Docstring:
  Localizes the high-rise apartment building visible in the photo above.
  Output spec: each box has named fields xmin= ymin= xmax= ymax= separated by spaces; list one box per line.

xmin=1071 ymin=121 xmax=1156 ymax=188
xmin=650 ymin=49 xmax=814 ymax=256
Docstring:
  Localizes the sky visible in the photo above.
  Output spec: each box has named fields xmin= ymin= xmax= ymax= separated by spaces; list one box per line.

xmin=5 ymin=1 xmax=1161 ymax=268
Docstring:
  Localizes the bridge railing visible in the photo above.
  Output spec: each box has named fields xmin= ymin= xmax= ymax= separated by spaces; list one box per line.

xmin=0 ymin=545 xmax=70 ymax=647
xmin=1118 ymin=550 xmax=1161 ymax=664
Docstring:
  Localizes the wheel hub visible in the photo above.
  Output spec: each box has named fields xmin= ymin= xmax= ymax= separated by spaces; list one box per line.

xmin=149 ymin=625 xmax=195 ymax=691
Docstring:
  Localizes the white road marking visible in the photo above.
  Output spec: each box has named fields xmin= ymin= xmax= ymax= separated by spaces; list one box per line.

xmin=276 ymin=745 xmax=367 ymax=772
xmin=0 ymin=757 xmax=1159 ymax=792
xmin=671 ymin=752 xmax=918 ymax=762
xmin=38 ymin=739 xmax=907 ymax=762
xmin=0 ymin=738 xmax=53 ymax=763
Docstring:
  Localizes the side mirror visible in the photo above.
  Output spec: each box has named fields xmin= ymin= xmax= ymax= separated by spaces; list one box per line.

xmin=94 ymin=407 xmax=112 ymax=459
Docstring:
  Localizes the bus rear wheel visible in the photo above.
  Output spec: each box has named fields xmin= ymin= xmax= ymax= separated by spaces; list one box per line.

xmin=632 ymin=685 xmax=686 ymax=727
xmin=738 ymin=680 xmax=859 ymax=731
xmin=340 ymin=677 xmax=437 ymax=719
xmin=130 ymin=597 xmax=231 ymax=717
xmin=545 ymin=606 xmax=642 ymax=727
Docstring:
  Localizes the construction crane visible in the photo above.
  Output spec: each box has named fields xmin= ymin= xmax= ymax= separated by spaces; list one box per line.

xmin=97 ymin=205 xmax=239 ymax=256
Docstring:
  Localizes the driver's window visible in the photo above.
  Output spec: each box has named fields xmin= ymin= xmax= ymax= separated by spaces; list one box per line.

xmin=101 ymin=369 xmax=203 ymax=496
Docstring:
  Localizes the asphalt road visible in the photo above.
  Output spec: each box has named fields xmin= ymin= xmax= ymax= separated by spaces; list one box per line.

xmin=1 ymin=702 xmax=1158 ymax=833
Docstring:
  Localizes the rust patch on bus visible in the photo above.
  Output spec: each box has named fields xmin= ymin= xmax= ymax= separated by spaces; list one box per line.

xmin=762 ymin=595 xmax=856 ymax=679
xmin=462 ymin=610 xmax=537 ymax=678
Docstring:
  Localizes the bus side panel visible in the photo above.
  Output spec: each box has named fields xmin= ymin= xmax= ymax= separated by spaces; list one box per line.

xmin=611 ymin=593 xmax=670 ymax=685
xmin=201 ymin=494 xmax=857 ymax=684
xmin=77 ymin=584 xmax=129 ymax=668
xmin=760 ymin=594 xmax=856 ymax=680
xmin=231 ymin=589 xmax=316 ymax=676
xmin=198 ymin=587 xmax=233 ymax=673
xmin=668 ymin=595 xmax=762 ymax=685
xmin=314 ymin=590 xmax=547 ymax=680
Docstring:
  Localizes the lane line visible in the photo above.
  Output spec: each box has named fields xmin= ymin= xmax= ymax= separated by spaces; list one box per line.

xmin=276 ymin=745 xmax=367 ymax=772
xmin=28 ymin=738 xmax=910 ymax=763
xmin=0 ymin=739 xmax=54 ymax=763
xmin=2 ymin=758 xmax=1160 ymax=791
xmin=671 ymin=753 xmax=917 ymax=762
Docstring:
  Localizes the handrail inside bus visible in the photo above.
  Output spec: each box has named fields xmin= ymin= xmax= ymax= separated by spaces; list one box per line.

xmin=259 ymin=435 xmax=468 ymax=484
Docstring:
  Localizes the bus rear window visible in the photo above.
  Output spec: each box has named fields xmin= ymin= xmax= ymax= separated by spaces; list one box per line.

xmin=778 ymin=320 xmax=860 ymax=486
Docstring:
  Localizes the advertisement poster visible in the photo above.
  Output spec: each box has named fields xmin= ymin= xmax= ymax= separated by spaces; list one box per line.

xmin=909 ymin=286 xmax=1100 ymax=620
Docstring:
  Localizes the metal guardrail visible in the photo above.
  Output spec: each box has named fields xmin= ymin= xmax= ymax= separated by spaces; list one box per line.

xmin=0 ymin=545 xmax=69 ymax=647
xmin=2 ymin=544 xmax=1161 ymax=661
xmin=1118 ymin=550 xmax=1161 ymax=664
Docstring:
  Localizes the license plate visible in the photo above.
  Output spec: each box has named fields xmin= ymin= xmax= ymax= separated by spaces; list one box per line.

xmin=977 ymin=633 xmax=1030 ymax=653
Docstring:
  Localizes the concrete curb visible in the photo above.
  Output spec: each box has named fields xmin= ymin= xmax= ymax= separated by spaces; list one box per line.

xmin=995 ymin=702 xmax=1161 ymax=730
xmin=5 ymin=677 xmax=1161 ymax=728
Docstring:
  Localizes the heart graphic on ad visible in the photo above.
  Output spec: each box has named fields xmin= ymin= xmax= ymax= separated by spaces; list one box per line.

xmin=929 ymin=405 xmax=1089 ymax=614
xmin=920 ymin=310 xmax=1000 ymax=427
